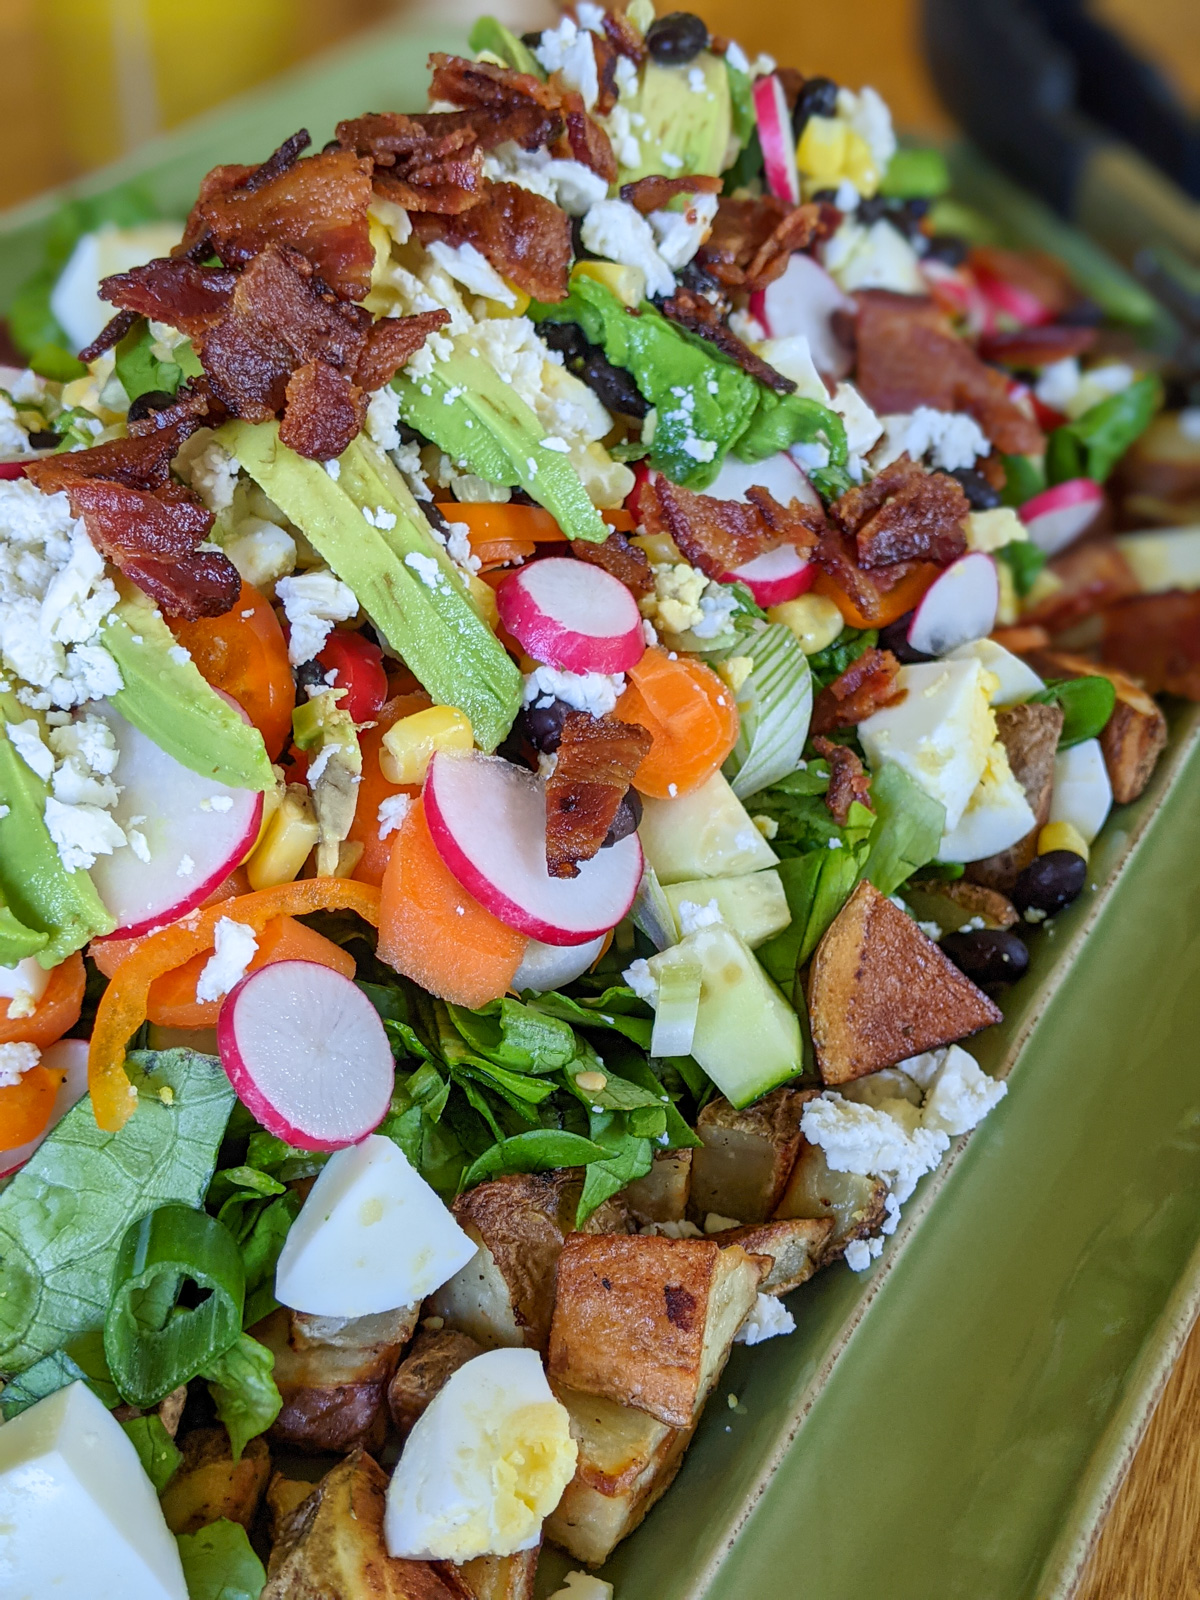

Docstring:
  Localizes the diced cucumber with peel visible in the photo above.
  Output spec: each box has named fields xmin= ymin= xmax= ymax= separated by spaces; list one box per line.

xmin=637 ymin=771 xmax=779 ymax=884
xmin=663 ymin=870 xmax=791 ymax=950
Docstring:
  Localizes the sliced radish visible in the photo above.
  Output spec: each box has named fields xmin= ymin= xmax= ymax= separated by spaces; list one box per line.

xmin=218 ymin=959 xmax=394 ymax=1151
xmin=496 ymin=558 xmax=644 ymax=674
xmin=0 ymin=1038 xmax=89 ymax=1177
xmin=424 ymin=750 xmax=642 ymax=946
xmin=704 ymin=449 xmax=821 ymax=509
xmin=751 ymin=252 xmax=853 ymax=378
xmin=753 ymin=74 xmax=800 ymax=206
xmin=512 ymin=933 xmax=605 ymax=992
xmin=1005 ymin=377 xmax=1064 ymax=433
xmin=907 ymin=552 xmax=1000 ymax=657
xmin=88 ymin=700 xmax=264 ymax=940
xmin=722 ymin=544 xmax=815 ymax=607
xmin=973 ymin=264 xmax=1055 ymax=330
xmin=1020 ymin=479 xmax=1104 ymax=556
xmin=0 ymin=461 xmax=27 ymax=480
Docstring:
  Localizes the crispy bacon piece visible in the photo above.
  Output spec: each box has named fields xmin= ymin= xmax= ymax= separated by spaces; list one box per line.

xmin=831 ymin=454 xmax=969 ymax=569
xmin=413 ymin=183 xmax=572 ymax=303
xmin=545 ymin=712 xmax=652 ymax=878
xmin=976 ymin=323 xmax=1097 ymax=369
xmin=353 ymin=309 xmax=451 ymax=393
xmin=813 ymin=527 xmax=935 ymax=622
xmin=812 ymin=736 xmax=873 ymax=825
xmin=620 ymin=174 xmax=722 ymax=214
xmin=126 ymin=383 xmax=220 ymax=438
xmin=811 ymin=648 xmax=904 ymax=735
xmin=602 ymin=8 xmax=646 ymax=61
xmin=854 ymin=291 xmax=1044 ymax=457
xmin=591 ymin=30 xmax=620 ymax=116
xmin=430 ymin=52 xmax=560 ymax=116
xmin=119 ymin=550 xmax=242 ymax=621
xmin=337 ymin=112 xmax=488 ymax=214
xmin=557 ymin=90 xmax=618 ymax=182
xmin=647 ymin=475 xmax=824 ymax=578
xmin=1102 ymin=593 xmax=1200 ymax=699
xmin=77 ymin=309 xmax=139 ymax=366
xmin=185 ymin=148 xmax=375 ymax=303
xmin=25 ymin=422 xmax=200 ymax=493
xmin=661 ymin=286 xmax=795 ymax=393
xmin=98 ymin=258 xmax=238 ymax=336
xmin=572 ymin=529 xmax=653 ymax=596
xmin=696 ymin=198 xmax=832 ymax=293
xmin=279 ymin=360 xmax=366 ymax=461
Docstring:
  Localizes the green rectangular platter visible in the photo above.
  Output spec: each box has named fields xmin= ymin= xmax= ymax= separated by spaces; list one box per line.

xmin=3 ymin=24 xmax=1199 ymax=1597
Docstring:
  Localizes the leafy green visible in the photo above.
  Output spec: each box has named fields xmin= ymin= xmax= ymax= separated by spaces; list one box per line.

xmin=202 ymin=1333 xmax=281 ymax=1461
xmin=114 ymin=319 xmax=183 ymax=404
xmin=121 ymin=1414 xmax=183 ymax=1494
xmin=468 ymin=15 xmax=543 ymax=75
xmin=805 ymin=627 xmax=879 ymax=690
xmin=750 ymin=766 xmax=874 ymax=859
xmin=758 ymin=846 xmax=865 ymax=995
xmin=879 ymin=147 xmax=950 ymax=198
xmin=999 ymin=452 xmax=1045 ymax=508
xmin=858 ymin=762 xmax=946 ymax=897
xmin=0 ymin=1050 xmax=234 ymax=1375
xmin=526 ymin=986 xmax=654 ymax=1049
xmin=27 ymin=344 xmax=87 ymax=382
xmin=577 ymin=1112 xmax=654 ymax=1223
xmin=1045 ymin=374 xmax=1163 ymax=485
xmin=461 ymin=1130 xmax=607 ymax=1187
xmin=176 ymin=1520 xmax=266 ymax=1600
xmin=0 ymin=1330 xmax=118 ymax=1419
xmin=725 ymin=59 xmax=757 ymax=148
xmin=1031 ymin=675 xmax=1117 ymax=747
xmin=995 ymin=539 xmax=1047 ymax=598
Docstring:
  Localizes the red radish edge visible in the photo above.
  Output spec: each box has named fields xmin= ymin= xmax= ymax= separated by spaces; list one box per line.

xmin=973 ymin=267 xmax=1054 ymax=329
xmin=497 ymin=558 xmax=645 ymax=675
xmin=1020 ymin=478 xmax=1104 ymax=555
xmin=907 ymin=552 xmax=999 ymax=656
xmin=750 ymin=253 xmax=853 ymax=377
xmin=218 ymin=959 xmax=394 ymax=1151
xmin=753 ymin=74 xmax=800 ymax=206
xmin=722 ymin=545 xmax=816 ymax=607
xmin=0 ymin=461 xmax=27 ymax=481
xmin=424 ymin=750 xmax=643 ymax=946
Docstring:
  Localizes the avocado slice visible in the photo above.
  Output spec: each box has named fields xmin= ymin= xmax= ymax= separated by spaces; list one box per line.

xmin=0 ymin=695 xmax=116 ymax=965
xmin=101 ymin=581 xmax=274 ymax=792
xmin=616 ymin=54 xmax=733 ymax=186
xmin=393 ymin=348 xmax=609 ymax=543
xmin=468 ymin=15 xmax=544 ymax=76
xmin=222 ymin=422 xmax=521 ymax=753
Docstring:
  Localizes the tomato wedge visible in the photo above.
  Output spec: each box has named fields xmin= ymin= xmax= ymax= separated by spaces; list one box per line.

xmin=170 ymin=580 xmax=295 ymax=758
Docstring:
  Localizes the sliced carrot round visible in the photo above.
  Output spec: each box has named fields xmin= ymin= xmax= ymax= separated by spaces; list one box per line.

xmin=378 ymin=796 xmax=526 ymax=1010
xmin=349 ymin=694 xmax=429 ymax=888
xmin=0 ymin=953 xmax=85 ymax=1049
xmin=616 ymin=647 xmax=739 ymax=799
xmin=170 ymin=580 xmax=296 ymax=759
xmin=0 ymin=1065 xmax=61 ymax=1151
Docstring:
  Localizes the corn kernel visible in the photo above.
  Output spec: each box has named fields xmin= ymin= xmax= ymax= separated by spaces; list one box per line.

xmin=572 ymin=259 xmax=646 ymax=309
xmin=841 ymin=129 xmax=880 ymax=197
xmin=717 ymin=655 xmax=754 ymax=695
xmin=1038 ymin=821 xmax=1088 ymax=861
xmin=797 ymin=115 xmax=847 ymax=183
xmin=380 ymin=705 xmax=474 ymax=785
xmin=768 ymin=593 xmax=844 ymax=655
xmin=631 ymin=530 xmax=683 ymax=564
xmin=479 ymin=278 xmax=531 ymax=319
xmin=246 ymin=785 xmax=320 ymax=890
xmin=995 ymin=558 xmax=1019 ymax=626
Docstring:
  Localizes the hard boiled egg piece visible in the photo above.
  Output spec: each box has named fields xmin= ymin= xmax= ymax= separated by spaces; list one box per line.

xmin=1049 ymin=738 xmax=1112 ymax=844
xmin=274 ymin=1134 xmax=477 ymax=1318
xmin=385 ymin=1347 xmax=577 ymax=1562
xmin=937 ymin=741 xmax=1035 ymax=862
xmin=50 ymin=222 xmax=184 ymax=353
xmin=945 ymin=637 xmax=1045 ymax=707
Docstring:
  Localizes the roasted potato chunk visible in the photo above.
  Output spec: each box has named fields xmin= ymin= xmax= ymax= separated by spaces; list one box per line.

xmin=705 ymin=1218 xmax=833 ymax=1294
xmin=621 ymin=1149 xmax=692 ymax=1225
xmin=388 ymin=1327 xmax=483 ymax=1438
xmin=1021 ymin=536 xmax=1139 ymax=633
xmin=451 ymin=1549 xmax=539 ymax=1600
xmin=773 ymin=1141 xmax=889 ymax=1262
xmin=689 ymin=1088 xmax=812 ymax=1224
xmin=966 ymin=700 xmax=1063 ymax=890
xmin=264 ymin=1449 xmax=467 ymax=1598
xmin=548 ymin=1234 xmax=763 ymax=1429
xmin=426 ymin=1173 xmax=628 ymax=1352
xmin=905 ymin=879 xmax=1018 ymax=933
xmin=545 ymin=1384 xmax=695 ymax=1568
xmin=252 ymin=1304 xmax=418 ymax=1454
xmin=1030 ymin=647 xmax=1170 ymax=802
xmin=809 ymin=881 xmax=1002 ymax=1084
xmin=160 ymin=1426 xmax=270 ymax=1535
xmin=267 ymin=1472 xmax=318 ymax=1545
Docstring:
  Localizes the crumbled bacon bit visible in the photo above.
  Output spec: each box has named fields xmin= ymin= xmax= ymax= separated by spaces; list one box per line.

xmin=25 ymin=421 xmax=201 ymax=493
xmin=336 ymin=112 xmax=488 ymax=214
xmin=976 ymin=323 xmax=1098 ymax=369
xmin=591 ymin=30 xmax=621 ymax=116
xmin=811 ymin=647 xmax=904 ymax=734
xmin=545 ymin=712 xmax=652 ymax=878
xmin=620 ymin=174 xmax=721 ymax=214
xmin=557 ymin=89 xmax=618 ymax=182
xmin=661 ymin=286 xmax=795 ymax=394
xmin=812 ymin=736 xmax=873 ymax=825
xmin=279 ymin=360 xmax=366 ymax=461
xmin=854 ymin=291 xmax=1044 ymax=457
xmin=647 ymin=475 xmax=824 ymax=578
xmin=126 ymin=383 xmax=220 ymax=438
xmin=77 ymin=310 xmax=138 ymax=366
xmin=572 ymin=529 xmax=654 ymax=596
xmin=353 ymin=309 xmax=452 ymax=393
xmin=119 ymin=549 xmax=242 ymax=621
xmin=413 ymin=182 xmax=572 ymax=303
xmin=1102 ymin=593 xmax=1200 ymax=700
xmin=812 ymin=528 xmax=933 ymax=621
xmin=602 ymin=8 xmax=646 ymax=63
xmin=429 ymin=52 xmax=560 ymax=117
xmin=831 ymin=454 xmax=969 ymax=569
xmin=696 ymin=198 xmax=833 ymax=293
xmin=99 ymin=258 xmax=238 ymax=335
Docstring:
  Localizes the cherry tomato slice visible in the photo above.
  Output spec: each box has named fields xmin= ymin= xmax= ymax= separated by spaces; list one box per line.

xmin=317 ymin=629 xmax=388 ymax=723
xmin=170 ymin=581 xmax=295 ymax=759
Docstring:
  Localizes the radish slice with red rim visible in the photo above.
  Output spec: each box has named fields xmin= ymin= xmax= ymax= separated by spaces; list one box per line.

xmin=218 ymin=959 xmax=394 ymax=1151
xmin=497 ymin=558 xmax=644 ymax=674
xmin=753 ymin=74 xmax=800 ymax=206
xmin=750 ymin=253 xmax=853 ymax=378
xmin=1019 ymin=479 xmax=1104 ymax=555
xmin=907 ymin=552 xmax=1000 ymax=657
xmin=703 ymin=450 xmax=821 ymax=510
xmin=723 ymin=545 xmax=816 ymax=607
xmin=424 ymin=750 xmax=643 ymax=946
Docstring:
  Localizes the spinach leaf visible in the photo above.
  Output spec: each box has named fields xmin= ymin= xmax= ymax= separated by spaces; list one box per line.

xmin=1031 ymin=675 xmax=1117 ymax=747
xmin=448 ymin=996 xmax=578 ymax=1071
xmin=0 ymin=1050 xmax=234 ymax=1375
xmin=121 ymin=1414 xmax=182 ymax=1493
xmin=176 ymin=1520 xmax=266 ymax=1600
xmin=806 ymin=628 xmax=879 ymax=690
xmin=460 ymin=1130 xmax=607 ymax=1188
xmin=1046 ymin=374 xmax=1163 ymax=484
xmin=576 ymin=1113 xmax=654 ymax=1224
xmin=999 ymin=452 xmax=1045 ymax=508
xmin=202 ymin=1332 xmax=281 ymax=1462
xmin=758 ymin=846 xmax=864 ymax=994
xmin=995 ymin=539 xmax=1047 ymax=598
xmin=0 ymin=1330 xmax=118 ymax=1418
xmin=527 ymin=986 xmax=654 ymax=1049
xmin=858 ymin=762 xmax=946 ymax=897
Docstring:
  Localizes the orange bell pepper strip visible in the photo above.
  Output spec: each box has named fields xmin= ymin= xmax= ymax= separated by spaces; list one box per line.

xmin=813 ymin=564 xmax=939 ymax=630
xmin=89 ymin=879 xmax=381 ymax=1132
xmin=0 ymin=952 xmax=86 ymax=1050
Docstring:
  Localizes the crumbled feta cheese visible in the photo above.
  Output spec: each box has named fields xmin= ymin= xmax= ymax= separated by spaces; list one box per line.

xmin=872 ymin=407 xmax=990 ymax=473
xmin=724 ymin=39 xmax=750 ymax=74
xmin=581 ymin=199 xmax=675 ymax=300
xmin=836 ymin=85 xmax=897 ymax=176
xmin=677 ymin=898 xmax=722 ymax=935
xmin=0 ymin=1040 xmax=40 ymax=1088
xmin=824 ymin=217 xmax=924 ymax=294
xmin=365 ymin=386 xmax=402 ymax=453
xmin=548 ymin=1573 xmax=614 ymax=1600
xmin=43 ymin=794 xmax=127 ymax=872
xmin=222 ymin=516 xmax=297 ymax=593
xmin=276 ymin=569 xmax=359 ymax=664
xmin=195 ymin=917 xmax=259 ymax=1004
xmin=187 ymin=440 xmax=239 ymax=513
xmin=361 ymin=505 xmax=398 ymax=531
xmin=916 ymin=1044 xmax=1007 ymax=1137
xmin=735 ymin=1293 xmax=797 ymax=1345
xmin=1036 ymin=358 xmax=1137 ymax=421
xmin=801 ymin=1092 xmax=950 ymax=1203
xmin=844 ymin=1235 xmax=885 ymax=1272
xmin=522 ymin=665 xmax=625 ymax=717
xmin=483 ymin=142 xmax=609 ymax=215
xmin=622 ymin=957 xmax=658 ymax=1004
xmin=7 ymin=719 xmax=54 ymax=783
xmin=404 ymin=551 xmax=446 ymax=591
xmin=127 ymin=828 xmax=151 ymax=862
xmin=48 ymin=714 xmax=120 ymax=808
xmin=377 ymin=793 xmax=413 ymax=840
xmin=426 ymin=239 xmax=517 ymax=307
xmin=535 ymin=16 xmax=600 ymax=107
xmin=177 ymin=854 xmax=195 ymax=878
xmin=648 ymin=192 xmax=719 ymax=271
xmin=441 ymin=520 xmax=481 ymax=575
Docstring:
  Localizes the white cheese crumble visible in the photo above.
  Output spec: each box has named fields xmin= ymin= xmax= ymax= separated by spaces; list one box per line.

xmin=7 ymin=719 xmax=54 ymax=783
xmin=581 ymin=199 xmax=675 ymax=300
xmin=734 ymin=1292 xmax=797 ymax=1345
xmin=801 ymin=1093 xmax=950 ymax=1204
xmin=365 ymin=385 xmax=402 ymax=453
xmin=547 ymin=1573 xmax=614 ymax=1600
xmin=426 ymin=239 xmax=517 ymax=307
xmin=622 ymin=957 xmax=657 ymax=1004
xmin=648 ymin=192 xmax=719 ymax=271
xmin=676 ymin=898 xmax=722 ymax=936
xmin=836 ymin=84 xmax=897 ymax=175
xmin=187 ymin=440 xmax=239 ymax=513
xmin=195 ymin=917 xmax=259 ymax=1004
xmin=48 ymin=714 xmax=120 ymax=808
xmin=275 ymin=569 xmax=359 ymax=665
xmin=534 ymin=16 xmax=599 ymax=107
xmin=44 ymin=793 xmax=127 ymax=872
xmin=0 ymin=1040 xmax=40 ymax=1088
xmin=521 ymin=665 xmax=625 ymax=718
xmin=404 ymin=550 xmax=447 ymax=591
xmin=872 ymin=407 xmax=991 ymax=473
xmin=377 ymin=792 xmax=413 ymax=840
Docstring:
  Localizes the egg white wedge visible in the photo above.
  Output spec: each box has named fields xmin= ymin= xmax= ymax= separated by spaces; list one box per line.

xmin=945 ymin=637 xmax=1044 ymax=707
xmin=274 ymin=1134 xmax=477 ymax=1318
xmin=937 ymin=742 xmax=1036 ymax=862
xmin=49 ymin=222 xmax=185 ymax=354
xmin=1049 ymin=738 xmax=1113 ymax=843
xmin=385 ymin=1347 xmax=577 ymax=1562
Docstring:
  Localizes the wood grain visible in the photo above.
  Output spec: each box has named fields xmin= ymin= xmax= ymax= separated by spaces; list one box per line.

xmin=1075 ymin=1310 xmax=1200 ymax=1600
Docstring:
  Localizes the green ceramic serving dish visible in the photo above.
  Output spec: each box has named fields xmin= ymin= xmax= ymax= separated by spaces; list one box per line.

xmin=2 ymin=23 xmax=1198 ymax=1597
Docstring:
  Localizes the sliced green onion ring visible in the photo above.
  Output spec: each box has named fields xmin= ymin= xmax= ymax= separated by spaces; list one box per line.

xmin=649 ymin=953 xmax=702 ymax=1058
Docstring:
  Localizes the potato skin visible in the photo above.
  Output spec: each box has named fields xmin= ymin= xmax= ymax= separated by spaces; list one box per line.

xmin=1028 ymin=648 xmax=1168 ymax=803
xmin=690 ymin=1088 xmax=813 ymax=1224
xmin=160 ymin=1427 xmax=270 ymax=1536
xmin=387 ymin=1327 xmax=484 ymax=1438
xmin=966 ymin=701 xmax=1063 ymax=890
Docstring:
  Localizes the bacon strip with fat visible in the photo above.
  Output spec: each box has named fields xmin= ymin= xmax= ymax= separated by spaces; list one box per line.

xmin=810 ymin=648 xmax=904 ymax=735
xmin=831 ymin=454 xmax=969 ymax=569
xmin=646 ymin=475 xmax=825 ymax=578
xmin=545 ymin=713 xmax=652 ymax=879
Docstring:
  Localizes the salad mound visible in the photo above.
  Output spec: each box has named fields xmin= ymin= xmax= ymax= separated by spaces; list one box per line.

xmin=0 ymin=4 xmax=1194 ymax=1594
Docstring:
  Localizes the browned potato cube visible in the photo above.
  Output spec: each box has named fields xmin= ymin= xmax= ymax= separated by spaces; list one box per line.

xmin=452 ymin=1549 xmax=539 ymax=1600
xmin=547 ymin=1234 xmax=763 ymax=1429
xmin=264 ymin=1449 xmax=468 ymax=1598
xmin=621 ymin=1149 xmax=692 ymax=1225
xmin=388 ymin=1327 xmax=483 ymax=1438
xmin=689 ymin=1088 xmax=812 ymax=1224
xmin=809 ymin=881 xmax=1002 ymax=1084
xmin=544 ymin=1384 xmax=695 ymax=1568
xmin=252 ymin=1304 xmax=418 ymax=1454
xmin=905 ymin=880 xmax=1018 ymax=933
xmin=704 ymin=1218 xmax=834 ymax=1294
xmin=773 ymin=1141 xmax=889 ymax=1262
xmin=266 ymin=1472 xmax=318 ymax=1545
xmin=160 ymin=1426 xmax=270 ymax=1535
xmin=966 ymin=701 xmax=1063 ymax=889
xmin=1029 ymin=648 xmax=1169 ymax=802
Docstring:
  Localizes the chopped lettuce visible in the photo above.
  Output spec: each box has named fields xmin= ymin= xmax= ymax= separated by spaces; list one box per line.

xmin=121 ymin=1414 xmax=182 ymax=1494
xmin=176 ymin=1520 xmax=266 ymax=1600
xmin=201 ymin=1333 xmax=281 ymax=1462
xmin=1046 ymin=373 xmax=1163 ymax=484
xmin=857 ymin=762 xmax=946 ymax=898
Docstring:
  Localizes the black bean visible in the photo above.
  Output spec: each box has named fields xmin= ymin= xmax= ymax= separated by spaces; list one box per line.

xmin=1011 ymin=851 xmax=1087 ymax=917
xmin=792 ymin=75 xmax=839 ymax=135
xmin=294 ymin=659 xmax=327 ymax=694
xmin=905 ymin=196 xmax=932 ymax=222
xmin=580 ymin=350 xmax=650 ymax=418
xmin=27 ymin=429 xmax=61 ymax=449
xmin=950 ymin=467 xmax=1001 ymax=510
xmin=810 ymin=187 xmax=841 ymax=205
xmin=521 ymin=30 xmax=543 ymax=48
xmin=601 ymin=787 xmax=643 ymax=848
xmin=941 ymin=928 xmax=1029 ymax=991
xmin=645 ymin=11 xmax=709 ymax=64
xmin=126 ymin=388 xmax=177 ymax=422
xmin=538 ymin=319 xmax=589 ymax=364
xmin=856 ymin=196 xmax=889 ymax=226
xmin=924 ymin=234 xmax=968 ymax=268
xmin=522 ymin=698 xmax=573 ymax=754
xmin=877 ymin=612 xmax=932 ymax=664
